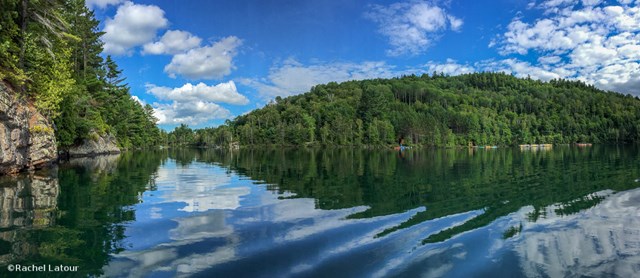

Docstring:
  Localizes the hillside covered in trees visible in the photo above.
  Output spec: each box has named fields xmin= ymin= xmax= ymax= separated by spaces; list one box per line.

xmin=0 ymin=0 xmax=161 ymax=152
xmin=170 ymin=73 xmax=640 ymax=147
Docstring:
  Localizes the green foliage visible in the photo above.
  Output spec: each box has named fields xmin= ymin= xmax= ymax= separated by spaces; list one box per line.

xmin=29 ymin=124 xmax=54 ymax=134
xmin=366 ymin=118 xmax=395 ymax=145
xmin=171 ymin=72 xmax=640 ymax=148
xmin=0 ymin=0 xmax=25 ymax=85
xmin=55 ymin=84 xmax=109 ymax=146
xmin=32 ymin=39 xmax=74 ymax=118
xmin=358 ymin=84 xmax=392 ymax=124
xmin=0 ymin=0 xmax=162 ymax=151
xmin=169 ymin=124 xmax=194 ymax=146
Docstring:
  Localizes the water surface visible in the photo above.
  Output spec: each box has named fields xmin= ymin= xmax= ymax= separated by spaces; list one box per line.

xmin=1 ymin=146 xmax=639 ymax=277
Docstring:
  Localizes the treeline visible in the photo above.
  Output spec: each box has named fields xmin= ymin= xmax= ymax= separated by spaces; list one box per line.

xmin=0 ymin=0 xmax=161 ymax=150
xmin=169 ymin=72 xmax=640 ymax=147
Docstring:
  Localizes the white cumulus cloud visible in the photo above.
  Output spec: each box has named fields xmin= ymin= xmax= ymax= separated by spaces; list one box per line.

xmin=365 ymin=0 xmax=463 ymax=56
xmin=152 ymin=101 xmax=231 ymax=125
xmin=164 ymin=36 xmax=242 ymax=80
xmin=102 ymin=1 xmax=168 ymax=55
xmin=146 ymin=81 xmax=249 ymax=105
xmin=493 ymin=1 xmax=640 ymax=95
xmin=582 ymin=0 xmax=604 ymax=6
xmin=143 ymin=30 xmax=202 ymax=55
xmin=147 ymin=81 xmax=248 ymax=125
xmin=538 ymin=55 xmax=563 ymax=64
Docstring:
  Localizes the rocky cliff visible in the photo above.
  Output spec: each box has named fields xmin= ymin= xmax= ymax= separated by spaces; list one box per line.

xmin=0 ymin=82 xmax=57 ymax=174
xmin=68 ymin=131 xmax=121 ymax=157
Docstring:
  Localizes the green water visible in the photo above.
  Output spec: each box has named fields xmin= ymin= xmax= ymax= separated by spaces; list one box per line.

xmin=1 ymin=146 xmax=639 ymax=277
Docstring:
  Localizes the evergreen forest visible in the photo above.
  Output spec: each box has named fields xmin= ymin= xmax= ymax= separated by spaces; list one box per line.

xmin=0 ymin=0 xmax=162 ymax=151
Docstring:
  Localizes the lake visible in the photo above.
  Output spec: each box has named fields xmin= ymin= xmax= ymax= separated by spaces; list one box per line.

xmin=1 ymin=146 xmax=639 ymax=277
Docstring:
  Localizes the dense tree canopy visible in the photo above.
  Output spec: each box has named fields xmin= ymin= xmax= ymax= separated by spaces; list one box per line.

xmin=0 ymin=0 xmax=161 ymax=150
xmin=170 ymin=72 xmax=640 ymax=147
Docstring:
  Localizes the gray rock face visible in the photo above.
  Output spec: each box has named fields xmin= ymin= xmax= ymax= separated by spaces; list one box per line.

xmin=68 ymin=132 xmax=121 ymax=157
xmin=0 ymin=82 xmax=57 ymax=175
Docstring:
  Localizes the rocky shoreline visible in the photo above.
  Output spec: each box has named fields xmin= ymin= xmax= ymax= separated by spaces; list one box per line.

xmin=0 ymin=82 xmax=121 ymax=175
xmin=0 ymin=82 xmax=57 ymax=174
xmin=67 ymin=132 xmax=121 ymax=158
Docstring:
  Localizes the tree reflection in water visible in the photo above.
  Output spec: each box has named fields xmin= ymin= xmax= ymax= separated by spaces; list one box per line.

xmin=194 ymin=146 xmax=640 ymax=244
xmin=0 ymin=151 xmax=166 ymax=277
xmin=0 ymin=146 xmax=638 ymax=277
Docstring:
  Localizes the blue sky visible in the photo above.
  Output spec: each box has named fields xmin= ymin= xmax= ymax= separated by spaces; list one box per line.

xmin=86 ymin=0 xmax=640 ymax=130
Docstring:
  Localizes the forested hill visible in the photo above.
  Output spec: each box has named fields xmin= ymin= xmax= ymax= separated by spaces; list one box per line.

xmin=173 ymin=73 xmax=640 ymax=147
xmin=0 ymin=0 xmax=161 ymax=151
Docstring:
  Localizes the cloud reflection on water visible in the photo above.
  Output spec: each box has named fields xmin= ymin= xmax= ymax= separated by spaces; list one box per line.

xmin=104 ymin=159 xmax=640 ymax=277
xmin=154 ymin=163 xmax=251 ymax=212
xmin=513 ymin=188 xmax=640 ymax=278
xmin=103 ymin=159 xmax=432 ymax=277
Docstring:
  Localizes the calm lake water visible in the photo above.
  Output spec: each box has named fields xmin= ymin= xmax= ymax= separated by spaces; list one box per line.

xmin=1 ymin=146 xmax=639 ymax=277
